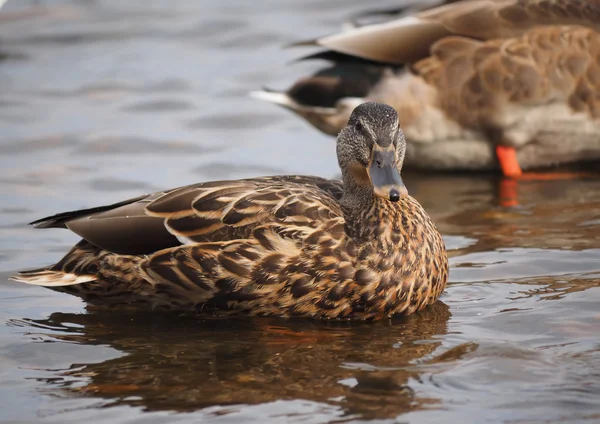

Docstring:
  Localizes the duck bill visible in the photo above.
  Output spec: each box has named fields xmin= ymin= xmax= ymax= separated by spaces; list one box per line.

xmin=367 ymin=147 xmax=408 ymax=202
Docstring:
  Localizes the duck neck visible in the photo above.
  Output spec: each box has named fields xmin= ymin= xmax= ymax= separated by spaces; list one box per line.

xmin=340 ymin=175 xmax=403 ymax=244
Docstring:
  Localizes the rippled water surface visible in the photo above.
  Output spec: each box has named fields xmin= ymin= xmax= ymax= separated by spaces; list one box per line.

xmin=1 ymin=1 xmax=600 ymax=423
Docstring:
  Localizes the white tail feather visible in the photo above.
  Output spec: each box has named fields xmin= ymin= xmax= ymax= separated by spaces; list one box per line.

xmin=249 ymin=90 xmax=339 ymax=114
xmin=249 ymin=90 xmax=297 ymax=108
xmin=10 ymin=270 xmax=95 ymax=287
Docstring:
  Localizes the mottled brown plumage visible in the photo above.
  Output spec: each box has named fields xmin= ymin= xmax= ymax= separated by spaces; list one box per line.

xmin=252 ymin=0 xmax=600 ymax=171
xmin=11 ymin=102 xmax=448 ymax=320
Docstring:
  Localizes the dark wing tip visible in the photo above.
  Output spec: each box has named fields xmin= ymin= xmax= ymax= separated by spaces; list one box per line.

xmin=30 ymin=215 xmax=67 ymax=229
xmin=28 ymin=193 xmax=151 ymax=229
xmin=293 ymin=50 xmax=400 ymax=67
xmin=285 ymin=38 xmax=320 ymax=49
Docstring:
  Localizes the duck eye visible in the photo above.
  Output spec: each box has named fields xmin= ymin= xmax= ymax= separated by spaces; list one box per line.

xmin=354 ymin=121 xmax=363 ymax=131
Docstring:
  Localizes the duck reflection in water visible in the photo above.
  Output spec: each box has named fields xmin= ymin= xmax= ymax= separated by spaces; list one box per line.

xmin=14 ymin=302 xmax=450 ymax=420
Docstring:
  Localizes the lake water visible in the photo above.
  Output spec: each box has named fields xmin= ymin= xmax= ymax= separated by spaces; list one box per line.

xmin=1 ymin=1 xmax=600 ymax=423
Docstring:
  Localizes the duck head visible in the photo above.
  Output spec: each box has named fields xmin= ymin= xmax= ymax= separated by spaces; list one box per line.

xmin=337 ymin=102 xmax=408 ymax=202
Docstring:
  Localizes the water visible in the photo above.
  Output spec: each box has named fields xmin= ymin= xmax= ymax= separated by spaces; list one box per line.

xmin=1 ymin=1 xmax=599 ymax=422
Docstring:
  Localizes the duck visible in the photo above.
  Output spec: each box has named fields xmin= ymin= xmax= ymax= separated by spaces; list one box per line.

xmin=10 ymin=102 xmax=448 ymax=320
xmin=251 ymin=0 xmax=600 ymax=177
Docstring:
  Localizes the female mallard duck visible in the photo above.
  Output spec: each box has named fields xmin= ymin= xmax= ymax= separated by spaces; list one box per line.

xmin=252 ymin=0 xmax=600 ymax=176
xmin=11 ymin=102 xmax=448 ymax=320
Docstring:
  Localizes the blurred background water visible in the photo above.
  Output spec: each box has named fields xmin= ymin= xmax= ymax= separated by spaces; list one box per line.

xmin=0 ymin=1 xmax=600 ymax=423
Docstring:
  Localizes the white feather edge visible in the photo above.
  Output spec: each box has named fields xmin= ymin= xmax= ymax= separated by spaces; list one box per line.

xmin=9 ymin=271 xmax=95 ymax=286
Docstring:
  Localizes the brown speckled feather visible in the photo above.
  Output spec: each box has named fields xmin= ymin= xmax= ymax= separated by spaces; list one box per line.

xmin=413 ymin=26 xmax=600 ymax=129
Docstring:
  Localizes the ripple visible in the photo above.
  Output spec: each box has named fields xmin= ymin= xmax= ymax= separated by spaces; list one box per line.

xmin=176 ymin=19 xmax=248 ymax=39
xmin=0 ymin=207 xmax=32 ymax=214
xmin=122 ymin=99 xmax=195 ymax=113
xmin=33 ymin=79 xmax=192 ymax=99
xmin=192 ymin=162 xmax=284 ymax=179
xmin=217 ymin=32 xmax=286 ymax=48
xmin=450 ymin=248 xmax=600 ymax=283
xmin=187 ymin=112 xmax=280 ymax=130
xmin=0 ymin=49 xmax=28 ymax=62
xmin=443 ymin=235 xmax=478 ymax=251
xmin=74 ymin=136 xmax=223 ymax=155
xmin=86 ymin=178 xmax=157 ymax=192
xmin=0 ymin=136 xmax=80 ymax=154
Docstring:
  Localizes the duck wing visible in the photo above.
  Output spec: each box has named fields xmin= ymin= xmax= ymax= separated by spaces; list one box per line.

xmin=30 ymin=176 xmax=344 ymax=256
xmin=304 ymin=0 xmax=600 ymax=64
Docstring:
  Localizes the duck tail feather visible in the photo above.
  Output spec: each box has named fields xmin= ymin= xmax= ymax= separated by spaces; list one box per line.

xmin=10 ymin=267 xmax=95 ymax=287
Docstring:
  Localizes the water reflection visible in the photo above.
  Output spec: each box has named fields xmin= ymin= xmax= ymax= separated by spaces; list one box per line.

xmin=508 ymin=273 xmax=600 ymax=301
xmin=403 ymin=171 xmax=600 ymax=255
xmin=12 ymin=302 xmax=450 ymax=419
